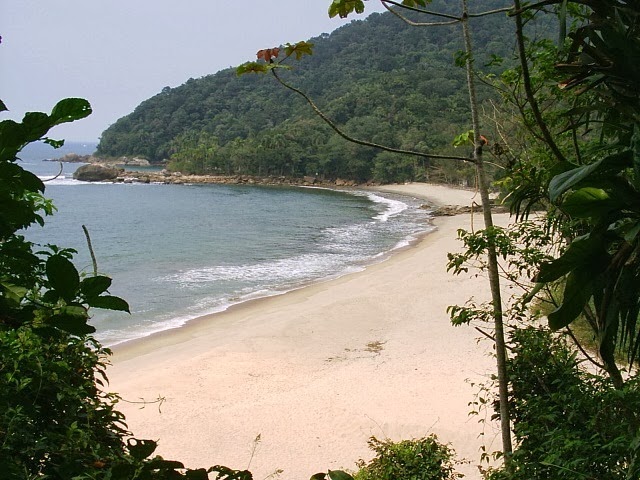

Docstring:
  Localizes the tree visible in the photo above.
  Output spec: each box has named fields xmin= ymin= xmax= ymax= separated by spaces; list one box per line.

xmin=0 ymin=98 xmax=253 ymax=479
xmin=499 ymin=0 xmax=640 ymax=389
xmin=237 ymin=0 xmax=517 ymax=459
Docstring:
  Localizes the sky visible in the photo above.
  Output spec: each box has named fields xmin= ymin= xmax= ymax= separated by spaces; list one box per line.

xmin=1 ymin=1 xmax=385 ymax=142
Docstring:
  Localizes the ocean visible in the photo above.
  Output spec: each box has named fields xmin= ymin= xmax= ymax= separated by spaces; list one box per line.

xmin=19 ymin=142 xmax=434 ymax=346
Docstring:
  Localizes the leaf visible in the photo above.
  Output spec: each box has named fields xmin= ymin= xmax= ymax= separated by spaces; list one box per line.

xmin=561 ymin=187 xmax=613 ymax=218
xmin=43 ymin=137 xmax=65 ymax=149
xmin=549 ymin=158 xmax=605 ymax=202
xmin=89 ymin=295 xmax=130 ymax=313
xmin=310 ymin=474 xmax=327 ymax=480
xmin=22 ymin=112 xmax=53 ymax=142
xmin=184 ymin=469 xmax=211 ymax=480
xmin=548 ymin=267 xmax=593 ymax=330
xmin=536 ymin=234 xmax=607 ymax=283
xmin=1 ymin=282 xmax=28 ymax=304
xmin=452 ymin=130 xmax=473 ymax=147
xmin=0 ymin=99 xmax=7 ymax=112
xmin=49 ymin=307 xmax=95 ymax=336
xmin=127 ymin=438 xmax=158 ymax=461
xmin=236 ymin=62 xmax=270 ymax=76
xmin=329 ymin=0 xmax=365 ymax=18
xmin=49 ymin=98 xmax=92 ymax=125
xmin=284 ymin=41 xmax=314 ymax=60
xmin=256 ymin=47 xmax=280 ymax=62
xmin=46 ymin=254 xmax=80 ymax=302
xmin=80 ymin=275 xmax=112 ymax=298
xmin=402 ymin=0 xmax=429 ymax=7
xmin=328 ymin=470 xmax=354 ymax=480
xmin=549 ymin=151 xmax=632 ymax=202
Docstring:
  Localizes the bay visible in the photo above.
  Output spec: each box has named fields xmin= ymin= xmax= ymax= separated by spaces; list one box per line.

xmin=20 ymin=144 xmax=433 ymax=346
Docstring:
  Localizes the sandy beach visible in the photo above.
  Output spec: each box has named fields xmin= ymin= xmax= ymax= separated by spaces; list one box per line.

xmin=108 ymin=183 xmax=507 ymax=479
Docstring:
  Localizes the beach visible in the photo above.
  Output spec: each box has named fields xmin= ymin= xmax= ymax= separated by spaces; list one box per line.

xmin=108 ymin=183 xmax=508 ymax=479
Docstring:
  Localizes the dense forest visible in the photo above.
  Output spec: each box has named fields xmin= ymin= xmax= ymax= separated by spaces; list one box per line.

xmin=96 ymin=0 xmax=544 ymax=184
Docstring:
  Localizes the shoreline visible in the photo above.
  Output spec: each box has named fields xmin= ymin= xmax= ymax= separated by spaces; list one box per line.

xmin=108 ymin=183 xmax=506 ymax=479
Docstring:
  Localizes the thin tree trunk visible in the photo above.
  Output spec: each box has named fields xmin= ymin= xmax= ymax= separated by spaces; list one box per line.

xmin=461 ymin=0 xmax=513 ymax=458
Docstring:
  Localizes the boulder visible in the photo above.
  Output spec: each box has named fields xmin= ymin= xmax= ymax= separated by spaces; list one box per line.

xmin=73 ymin=164 xmax=120 ymax=182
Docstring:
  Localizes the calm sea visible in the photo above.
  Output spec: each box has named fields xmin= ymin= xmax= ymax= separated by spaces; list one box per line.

xmin=19 ymin=142 xmax=434 ymax=346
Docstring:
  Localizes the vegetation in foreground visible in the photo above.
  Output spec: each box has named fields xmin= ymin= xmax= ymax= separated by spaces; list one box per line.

xmin=3 ymin=0 xmax=640 ymax=478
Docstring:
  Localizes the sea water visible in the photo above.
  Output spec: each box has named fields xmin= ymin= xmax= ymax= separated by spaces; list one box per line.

xmin=19 ymin=143 xmax=434 ymax=346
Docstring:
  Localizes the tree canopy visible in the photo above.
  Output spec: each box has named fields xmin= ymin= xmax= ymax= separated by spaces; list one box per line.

xmin=97 ymin=0 xmax=533 ymax=184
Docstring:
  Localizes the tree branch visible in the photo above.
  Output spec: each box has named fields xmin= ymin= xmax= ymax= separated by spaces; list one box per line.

xmin=381 ymin=0 xmax=461 ymax=20
xmin=513 ymin=0 xmax=567 ymax=163
xmin=270 ymin=68 xmax=474 ymax=163
xmin=382 ymin=3 xmax=460 ymax=27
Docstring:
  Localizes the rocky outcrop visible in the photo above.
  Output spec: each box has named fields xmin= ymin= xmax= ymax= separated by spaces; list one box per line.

xmin=73 ymin=164 xmax=121 ymax=182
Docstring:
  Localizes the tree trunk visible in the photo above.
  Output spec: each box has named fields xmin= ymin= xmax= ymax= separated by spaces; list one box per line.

xmin=461 ymin=0 xmax=513 ymax=458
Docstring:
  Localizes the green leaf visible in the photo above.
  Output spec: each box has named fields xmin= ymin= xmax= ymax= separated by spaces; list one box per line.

xmin=548 ymin=267 xmax=593 ymax=330
xmin=537 ymin=234 xmax=607 ymax=283
xmin=49 ymin=306 xmax=94 ymax=335
xmin=328 ymin=471 xmax=354 ymax=480
xmin=402 ymin=0 xmax=429 ymax=7
xmin=236 ymin=62 xmax=270 ymax=76
xmin=184 ymin=469 xmax=210 ymax=480
xmin=329 ymin=0 xmax=365 ymax=18
xmin=561 ymin=187 xmax=613 ymax=218
xmin=284 ymin=41 xmax=314 ymax=60
xmin=127 ymin=438 xmax=158 ymax=461
xmin=1 ymin=282 xmax=28 ymax=305
xmin=49 ymin=98 xmax=92 ymax=125
xmin=80 ymin=275 xmax=112 ymax=298
xmin=88 ymin=295 xmax=130 ymax=313
xmin=46 ymin=254 xmax=80 ymax=302
xmin=452 ymin=130 xmax=473 ymax=147
xmin=0 ymin=99 xmax=7 ymax=112
xmin=43 ymin=137 xmax=65 ymax=149
xmin=22 ymin=112 xmax=53 ymax=142
xmin=549 ymin=158 xmax=605 ymax=202
xmin=310 ymin=474 xmax=327 ymax=480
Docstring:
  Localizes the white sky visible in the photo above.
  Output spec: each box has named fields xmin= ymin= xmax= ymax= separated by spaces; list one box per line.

xmin=1 ymin=1 xmax=385 ymax=142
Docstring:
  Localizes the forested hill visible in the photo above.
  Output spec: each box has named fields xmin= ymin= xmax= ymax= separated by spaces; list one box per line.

xmin=96 ymin=0 xmax=534 ymax=183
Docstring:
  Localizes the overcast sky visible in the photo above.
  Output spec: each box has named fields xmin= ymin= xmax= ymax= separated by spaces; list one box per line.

xmin=1 ymin=1 xmax=385 ymax=142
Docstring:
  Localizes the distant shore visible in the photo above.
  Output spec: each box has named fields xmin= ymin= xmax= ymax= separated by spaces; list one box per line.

xmin=108 ymin=182 xmax=506 ymax=480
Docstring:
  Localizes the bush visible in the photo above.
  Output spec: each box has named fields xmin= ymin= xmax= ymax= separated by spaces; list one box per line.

xmin=485 ymin=327 xmax=640 ymax=480
xmin=353 ymin=436 xmax=462 ymax=480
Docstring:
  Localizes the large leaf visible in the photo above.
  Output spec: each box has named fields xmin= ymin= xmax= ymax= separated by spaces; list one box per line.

xmin=537 ymin=234 xmax=607 ymax=283
xmin=329 ymin=0 xmax=365 ymax=18
xmin=88 ymin=294 xmax=130 ymax=313
xmin=21 ymin=112 xmax=53 ymax=142
xmin=548 ymin=267 xmax=594 ymax=330
xmin=50 ymin=98 xmax=92 ymax=125
xmin=46 ymin=254 xmax=80 ymax=302
xmin=561 ymin=187 xmax=615 ymax=218
xmin=49 ymin=305 xmax=94 ymax=335
xmin=328 ymin=471 xmax=355 ymax=480
xmin=80 ymin=275 xmax=112 ymax=298
xmin=549 ymin=158 xmax=605 ymax=202
xmin=549 ymin=151 xmax=632 ymax=202
xmin=127 ymin=438 xmax=158 ymax=461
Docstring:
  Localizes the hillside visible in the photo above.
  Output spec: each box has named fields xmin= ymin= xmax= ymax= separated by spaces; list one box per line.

xmin=96 ymin=1 xmax=541 ymax=183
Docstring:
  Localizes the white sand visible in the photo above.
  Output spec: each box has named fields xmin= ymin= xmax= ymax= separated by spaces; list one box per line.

xmin=108 ymin=183 xmax=507 ymax=479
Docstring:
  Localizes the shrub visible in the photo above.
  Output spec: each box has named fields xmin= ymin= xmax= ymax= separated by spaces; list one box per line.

xmin=485 ymin=327 xmax=640 ymax=480
xmin=353 ymin=436 xmax=462 ymax=480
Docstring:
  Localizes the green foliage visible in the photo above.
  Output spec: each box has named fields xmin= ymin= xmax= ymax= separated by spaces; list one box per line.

xmin=0 ymin=99 xmax=253 ymax=479
xmin=352 ymin=436 xmax=461 ymax=480
xmin=484 ymin=327 xmax=640 ymax=480
xmin=489 ymin=0 xmax=640 ymax=387
xmin=97 ymin=1 xmax=516 ymax=184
